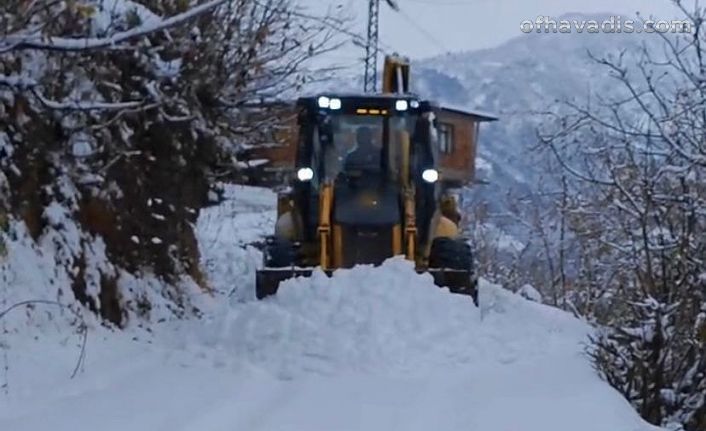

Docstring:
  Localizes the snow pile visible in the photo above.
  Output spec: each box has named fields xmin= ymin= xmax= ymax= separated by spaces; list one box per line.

xmin=518 ymin=283 xmax=543 ymax=302
xmin=188 ymin=185 xmax=588 ymax=380
xmin=174 ymin=257 xmax=587 ymax=380
xmin=189 ymin=259 xmax=477 ymax=377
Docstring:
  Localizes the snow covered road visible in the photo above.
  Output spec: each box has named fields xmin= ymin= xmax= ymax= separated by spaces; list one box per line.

xmin=0 ymin=267 xmax=662 ymax=431
xmin=0 ymin=185 xmax=662 ymax=431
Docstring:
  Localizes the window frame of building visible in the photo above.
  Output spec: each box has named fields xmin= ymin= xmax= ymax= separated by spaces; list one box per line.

xmin=438 ymin=122 xmax=455 ymax=154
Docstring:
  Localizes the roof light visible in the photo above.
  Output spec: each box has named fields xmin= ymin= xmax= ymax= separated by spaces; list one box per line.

xmin=297 ymin=167 xmax=314 ymax=182
xmin=329 ymin=98 xmax=342 ymax=110
xmin=317 ymin=96 xmax=330 ymax=109
xmin=422 ymin=168 xmax=439 ymax=183
xmin=395 ymin=99 xmax=409 ymax=111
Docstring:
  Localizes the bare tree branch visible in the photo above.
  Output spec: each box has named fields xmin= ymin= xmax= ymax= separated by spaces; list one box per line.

xmin=1 ymin=0 xmax=228 ymax=52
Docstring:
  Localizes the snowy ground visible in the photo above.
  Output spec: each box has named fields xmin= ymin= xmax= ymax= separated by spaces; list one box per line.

xmin=0 ymin=185 xmax=661 ymax=431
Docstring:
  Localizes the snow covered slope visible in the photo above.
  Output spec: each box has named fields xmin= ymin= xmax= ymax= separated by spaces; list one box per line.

xmin=0 ymin=185 xmax=661 ymax=431
xmin=414 ymin=13 xmax=657 ymax=197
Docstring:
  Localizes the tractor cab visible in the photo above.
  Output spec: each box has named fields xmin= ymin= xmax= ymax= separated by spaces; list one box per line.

xmin=295 ymin=94 xmax=437 ymax=182
xmin=287 ymin=94 xmax=441 ymax=268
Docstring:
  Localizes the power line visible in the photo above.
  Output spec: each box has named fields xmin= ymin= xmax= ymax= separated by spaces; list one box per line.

xmin=395 ymin=7 xmax=448 ymax=52
xmin=361 ymin=0 xmax=457 ymax=90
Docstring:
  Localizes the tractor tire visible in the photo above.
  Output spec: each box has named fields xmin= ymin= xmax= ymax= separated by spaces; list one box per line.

xmin=429 ymin=237 xmax=473 ymax=272
xmin=428 ymin=237 xmax=478 ymax=304
xmin=264 ymin=237 xmax=297 ymax=268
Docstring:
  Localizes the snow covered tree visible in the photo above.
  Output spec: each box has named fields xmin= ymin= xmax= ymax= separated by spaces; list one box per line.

xmin=0 ymin=0 xmax=339 ymax=326
xmin=540 ymin=3 xmax=706 ymax=429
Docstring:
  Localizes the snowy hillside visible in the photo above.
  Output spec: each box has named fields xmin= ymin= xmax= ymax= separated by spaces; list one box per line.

xmin=0 ymin=185 xmax=662 ymax=431
xmin=414 ymin=13 xmax=660 ymax=209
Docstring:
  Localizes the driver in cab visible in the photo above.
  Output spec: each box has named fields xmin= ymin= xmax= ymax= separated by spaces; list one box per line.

xmin=344 ymin=126 xmax=382 ymax=171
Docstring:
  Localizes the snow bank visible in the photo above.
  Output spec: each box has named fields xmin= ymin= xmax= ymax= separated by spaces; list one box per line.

xmin=0 ymin=183 xmax=271 ymax=333
xmin=0 ymin=215 xmax=204 ymax=333
xmin=1 ymin=179 xmax=215 ymax=333
xmin=0 ymin=214 xmax=100 ymax=333
xmin=518 ymin=283 xmax=543 ymax=302
xmin=172 ymin=257 xmax=587 ymax=380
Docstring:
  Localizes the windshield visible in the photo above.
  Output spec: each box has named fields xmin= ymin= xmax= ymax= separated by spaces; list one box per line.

xmin=322 ymin=114 xmax=417 ymax=181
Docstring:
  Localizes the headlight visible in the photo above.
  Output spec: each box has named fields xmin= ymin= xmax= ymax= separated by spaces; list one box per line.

xmin=410 ymin=100 xmax=420 ymax=109
xmin=395 ymin=99 xmax=409 ymax=111
xmin=297 ymin=167 xmax=314 ymax=182
xmin=329 ymin=98 xmax=342 ymax=110
xmin=422 ymin=168 xmax=439 ymax=183
xmin=317 ymin=96 xmax=330 ymax=109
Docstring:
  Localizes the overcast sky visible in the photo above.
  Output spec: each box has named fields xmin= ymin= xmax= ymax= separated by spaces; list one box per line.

xmin=304 ymin=0 xmax=683 ymax=64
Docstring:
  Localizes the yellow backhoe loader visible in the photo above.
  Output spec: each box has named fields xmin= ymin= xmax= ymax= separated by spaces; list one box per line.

xmin=256 ymin=56 xmax=478 ymax=303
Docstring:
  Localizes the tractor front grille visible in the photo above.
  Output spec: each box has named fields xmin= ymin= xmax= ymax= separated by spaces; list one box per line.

xmin=341 ymin=226 xmax=393 ymax=268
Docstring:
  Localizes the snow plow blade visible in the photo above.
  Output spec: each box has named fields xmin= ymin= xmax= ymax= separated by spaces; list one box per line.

xmin=256 ymin=268 xmax=477 ymax=302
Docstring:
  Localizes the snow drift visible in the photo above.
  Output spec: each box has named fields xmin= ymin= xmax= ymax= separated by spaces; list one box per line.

xmin=181 ymin=257 xmax=587 ymax=380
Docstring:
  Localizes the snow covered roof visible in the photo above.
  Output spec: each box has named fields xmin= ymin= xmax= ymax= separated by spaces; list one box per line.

xmin=440 ymin=105 xmax=499 ymax=122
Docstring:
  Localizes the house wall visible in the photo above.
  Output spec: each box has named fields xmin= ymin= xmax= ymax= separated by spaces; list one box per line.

xmin=436 ymin=109 xmax=477 ymax=187
xmin=245 ymin=106 xmax=298 ymax=168
xmin=239 ymin=105 xmax=299 ymax=186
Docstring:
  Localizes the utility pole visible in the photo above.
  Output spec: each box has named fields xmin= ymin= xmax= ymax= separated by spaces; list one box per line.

xmin=363 ymin=0 xmax=380 ymax=93
xmin=364 ymin=0 xmax=399 ymax=93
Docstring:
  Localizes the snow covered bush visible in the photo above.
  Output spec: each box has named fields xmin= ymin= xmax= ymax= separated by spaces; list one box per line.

xmin=517 ymin=284 xmax=542 ymax=303
xmin=0 ymin=0 xmax=338 ymax=327
xmin=540 ymin=3 xmax=706 ymax=429
xmin=589 ymin=297 xmax=706 ymax=430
